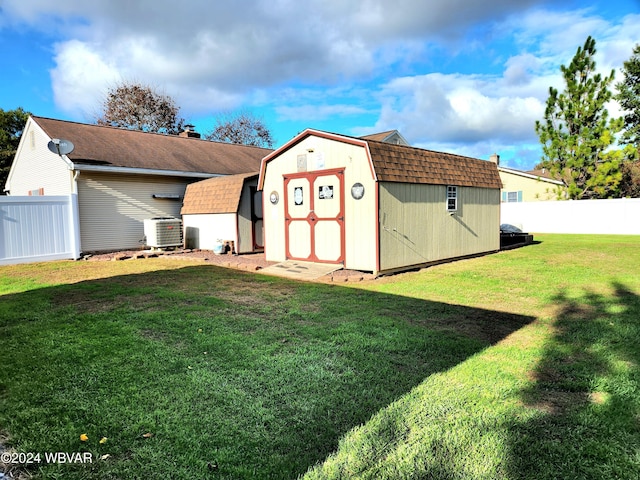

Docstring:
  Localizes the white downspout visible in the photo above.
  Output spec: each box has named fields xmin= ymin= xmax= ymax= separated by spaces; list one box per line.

xmin=69 ymin=169 xmax=81 ymax=259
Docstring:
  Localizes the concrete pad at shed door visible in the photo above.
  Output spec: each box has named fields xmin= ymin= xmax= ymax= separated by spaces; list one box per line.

xmin=259 ymin=261 xmax=342 ymax=280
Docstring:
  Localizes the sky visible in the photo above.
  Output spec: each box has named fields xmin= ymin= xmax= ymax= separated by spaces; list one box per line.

xmin=1 ymin=0 xmax=638 ymax=170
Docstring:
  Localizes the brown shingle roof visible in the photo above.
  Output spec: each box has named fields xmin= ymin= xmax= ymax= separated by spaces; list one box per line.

xmin=181 ymin=172 xmax=257 ymax=215
xmin=360 ymin=130 xmax=410 ymax=146
xmin=34 ymin=116 xmax=272 ymax=175
xmin=526 ymin=168 xmax=558 ymax=180
xmin=360 ymin=130 xmax=398 ymax=142
xmin=258 ymin=129 xmax=502 ymax=190
xmin=366 ymin=140 xmax=502 ymax=189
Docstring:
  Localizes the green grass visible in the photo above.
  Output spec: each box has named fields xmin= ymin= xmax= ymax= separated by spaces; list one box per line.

xmin=1 ymin=234 xmax=639 ymax=479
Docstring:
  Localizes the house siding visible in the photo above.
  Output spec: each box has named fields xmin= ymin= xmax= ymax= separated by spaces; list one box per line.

xmin=379 ymin=183 xmax=500 ymax=272
xmin=77 ymin=172 xmax=191 ymax=252
xmin=5 ymin=119 xmax=72 ymax=195
xmin=499 ymin=169 xmax=561 ymax=201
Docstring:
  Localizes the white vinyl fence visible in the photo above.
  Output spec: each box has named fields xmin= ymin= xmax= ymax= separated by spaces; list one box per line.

xmin=501 ymin=198 xmax=640 ymax=235
xmin=0 ymin=195 xmax=81 ymax=265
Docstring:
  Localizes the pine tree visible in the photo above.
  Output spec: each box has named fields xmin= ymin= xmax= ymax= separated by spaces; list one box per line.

xmin=535 ymin=36 xmax=622 ymax=199
xmin=615 ymin=44 xmax=640 ymax=147
xmin=1 ymin=107 xmax=30 ymax=193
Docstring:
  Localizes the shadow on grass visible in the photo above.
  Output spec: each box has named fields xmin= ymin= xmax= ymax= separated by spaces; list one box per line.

xmin=1 ymin=264 xmax=534 ymax=480
xmin=507 ymin=282 xmax=640 ymax=479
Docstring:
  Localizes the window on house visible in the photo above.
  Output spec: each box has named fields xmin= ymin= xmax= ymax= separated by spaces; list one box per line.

xmin=503 ymin=191 xmax=523 ymax=202
xmin=447 ymin=186 xmax=457 ymax=211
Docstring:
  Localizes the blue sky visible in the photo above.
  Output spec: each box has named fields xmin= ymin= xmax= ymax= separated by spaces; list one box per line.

xmin=1 ymin=0 xmax=638 ymax=169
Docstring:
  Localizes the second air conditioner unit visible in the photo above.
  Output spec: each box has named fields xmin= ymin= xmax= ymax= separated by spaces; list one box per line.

xmin=144 ymin=218 xmax=183 ymax=248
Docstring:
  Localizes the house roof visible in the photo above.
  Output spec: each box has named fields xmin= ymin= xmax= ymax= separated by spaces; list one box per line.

xmin=360 ymin=130 xmax=410 ymax=146
xmin=181 ymin=172 xmax=257 ymax=215
xmin=33 ymin=116 xmax=272 ymax=176
xmin=259 ymin=129 xmax=502 ymax=190
xmin=526 ymin=168 xmax=559 ymax=180
xmin=499 ymin=165 xmax=564 ymax=185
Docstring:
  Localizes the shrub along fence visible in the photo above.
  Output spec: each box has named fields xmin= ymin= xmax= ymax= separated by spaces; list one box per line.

xmin=501 ymin=197 xmax=640 ymax=234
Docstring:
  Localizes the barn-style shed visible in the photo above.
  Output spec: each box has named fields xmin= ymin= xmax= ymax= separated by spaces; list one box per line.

xmin=181 ymin=172 xmax=263 ymax=253
xmin=258 ymin=129 xmax=502 ymax=275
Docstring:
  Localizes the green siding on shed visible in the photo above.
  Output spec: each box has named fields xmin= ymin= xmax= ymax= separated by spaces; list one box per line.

xmin=379 ymin=182 xmax=500 ymax=272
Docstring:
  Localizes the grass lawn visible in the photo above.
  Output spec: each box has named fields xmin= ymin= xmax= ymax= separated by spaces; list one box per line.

xmin=1 ymin=234 xmax=639 ymax=479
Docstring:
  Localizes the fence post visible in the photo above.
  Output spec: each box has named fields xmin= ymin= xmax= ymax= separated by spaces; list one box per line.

xmin=69 ymin=194 xmax=81 ymax=260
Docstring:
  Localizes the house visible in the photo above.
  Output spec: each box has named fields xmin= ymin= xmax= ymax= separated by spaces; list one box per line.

xmin=4 ymin=116 xmax=271 ymax=253
xmin=359 ymin=130 xmax=410 ymax=146
xmin=493 ymin=155 xmax=565 ymax=202
xmin=181 ymin=172 xmax=263 ymax=253
xmin=258 ymin=129 xmax=502 ymax=275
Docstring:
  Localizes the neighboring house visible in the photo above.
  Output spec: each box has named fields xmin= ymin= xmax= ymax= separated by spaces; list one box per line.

xmin=494 ymin=155 xmax=565 ymax=202
xmin=181 ymin=172 xmax=263 ymax=253
xmin=360 ymin=130 xmax=410 ymax=146
xmin=258 ymin=129 xmax=502 ymax=275
xmin=5 ymin=116 xmax=271 ymax=253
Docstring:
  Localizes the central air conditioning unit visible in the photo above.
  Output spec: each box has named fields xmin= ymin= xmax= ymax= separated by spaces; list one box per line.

xmin=143 ymin=218 xmax=183 ymax=248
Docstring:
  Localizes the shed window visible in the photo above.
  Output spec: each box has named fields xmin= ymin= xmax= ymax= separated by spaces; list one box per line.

xmin=447 ymin=186 xmax=458 ymax=211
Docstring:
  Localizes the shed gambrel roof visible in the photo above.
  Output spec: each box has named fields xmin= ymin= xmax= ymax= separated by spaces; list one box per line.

xmin=259 ymin=129 xmax=502 ymax=190
xmin=367 ymin=140 xmax=502 ymax=189
xmin=33 ymin=116 xmax=272 ymax=176
xmin=181 ymin=172 xmax=257 ymax=215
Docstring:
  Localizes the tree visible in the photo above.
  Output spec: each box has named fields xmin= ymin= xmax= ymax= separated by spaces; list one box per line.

xmin=620 ymin=159 xmax=640 ymax=197
xmin=615 ymin=44 xmax=640 ymax=147
xmin=206 ymin=110 xmax=274 ymax=148
xmin=96 ymin=81 xmax=185 ymax=134
xmin=619 ymin=146 xmax=640 ymax=197
xmin=1 ymin=107 xmax=30 ymax=193
xmin=535 ymin=36 xmax=622 ymax=199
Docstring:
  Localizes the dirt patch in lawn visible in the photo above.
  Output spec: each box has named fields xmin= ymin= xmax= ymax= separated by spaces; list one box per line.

xmin=395 ymin=307 xmax=533 ymax=346
xmin=527 ymin=390 xmax=592 ymax=415
xmin=84 ymin=249 xmax=375 ymax=282
xmin=0 ymin=431 xmax=32 ymax=479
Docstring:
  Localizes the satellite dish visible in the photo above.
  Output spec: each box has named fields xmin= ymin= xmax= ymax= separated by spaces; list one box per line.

xmin=47 ymin=138 xmax=75 ymax=156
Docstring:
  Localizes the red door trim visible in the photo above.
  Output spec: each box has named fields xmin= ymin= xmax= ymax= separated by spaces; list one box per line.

xmin=283 ymin=168 xmax=345 ymax=264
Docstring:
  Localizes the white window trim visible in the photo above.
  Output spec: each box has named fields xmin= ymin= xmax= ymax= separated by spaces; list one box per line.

xmin=447 ymin=185 xmax=458 ymax=211
xmin=503 ymin=190 xmax=523 ymax=203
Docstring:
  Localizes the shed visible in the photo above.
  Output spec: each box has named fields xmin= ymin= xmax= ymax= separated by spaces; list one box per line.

xmin=181 ymin=172 xmax=263 ymax=253
xmin=258 ymin=129 xmax=502 ymax=275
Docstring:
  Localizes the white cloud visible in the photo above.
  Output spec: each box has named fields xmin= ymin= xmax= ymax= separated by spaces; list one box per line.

xmin=4 ymin=0 xmax=558 ymax=109
xmin=50 ymin=40 xmax=120 ymax=118
xmin=4 ymin=0 xmax=638 ymax=169
xmin=358 ymin=7 xmax=638 ymax=166
xmin=370 ymin=71 xmax=546 ymax=147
